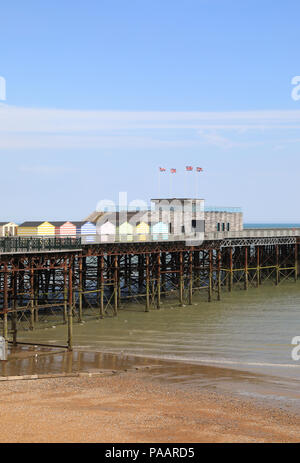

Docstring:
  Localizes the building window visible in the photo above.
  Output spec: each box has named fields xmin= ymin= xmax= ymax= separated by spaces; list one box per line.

xmin=222 ymin=223 xmax=225 ymax=231
xmin=227 ymin=223 xmax=230 ymax=231
xmin=181 ymin=225 xmax=185 ymax=234
xmin=191 ymin=220 xmax=196 ymax=228
xmin=217 ymin=223 xmax=220 ymax=231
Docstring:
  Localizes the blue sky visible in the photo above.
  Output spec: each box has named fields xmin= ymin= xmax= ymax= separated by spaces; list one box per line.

xmin=1 ymin=0 xmax=300 ymax=222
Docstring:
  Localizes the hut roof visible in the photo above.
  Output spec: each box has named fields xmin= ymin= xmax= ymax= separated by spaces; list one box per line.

xmin=50 ymin=221 xmax=66 ymax=227
xmin=19 ymin=221 xmax=44 ymax=227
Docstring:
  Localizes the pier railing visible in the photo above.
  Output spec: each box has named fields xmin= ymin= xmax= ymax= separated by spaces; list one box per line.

xmin=204 ymin=228 xmax=300 ymax=241
xmin=81 ymin=228 xmax=300 ymax=244
xmin=0 ymin=236 xmax=82 ymax=254
xmin=1 ymin=228 xmax=300 ymax=253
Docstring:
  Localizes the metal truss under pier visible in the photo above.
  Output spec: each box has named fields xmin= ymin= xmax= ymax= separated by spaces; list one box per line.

xmin=0 ymin=233 xmax=299 ymax=351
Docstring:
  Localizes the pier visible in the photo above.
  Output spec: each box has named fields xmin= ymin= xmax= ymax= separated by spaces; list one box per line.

xmin=0 ymin=227 xmax=299 ymax=351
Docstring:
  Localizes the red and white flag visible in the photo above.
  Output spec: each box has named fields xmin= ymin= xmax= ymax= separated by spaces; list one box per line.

xmin=170 ymin=168 xmax=176 ymax=174
xmin=196 ymin=167 xmax=203 ymax=172
xmin=159 ymin=167 xmax=166 ymax=172
xmin=186 ymin=166 xmax=193 ymax=171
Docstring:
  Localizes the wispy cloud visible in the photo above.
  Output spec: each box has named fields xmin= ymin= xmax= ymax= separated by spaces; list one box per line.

xmin=18 ymin=165 xmax=78 ymax=175
xmin=1 ymin=104 xmax=300 ymax=150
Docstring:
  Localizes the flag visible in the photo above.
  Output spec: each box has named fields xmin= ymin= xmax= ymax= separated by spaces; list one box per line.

xmin=159 ymin=167 xmax=166 ymax=172
xmin=196 ymin=167 xmax=203 ymax=172
xmin=170 ymin=168 xmax=176 ymax=174
xmin=186 ymin=166 xmax=193 ymax=171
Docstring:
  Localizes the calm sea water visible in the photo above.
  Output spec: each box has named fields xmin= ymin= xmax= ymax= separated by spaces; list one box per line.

xmin=3 ymin=279 xmax=300 ymax=407
xmin=244 ymin=223 xmax=300 ymax=228
xmin=16 ymin=282 xmax=300 ymax=374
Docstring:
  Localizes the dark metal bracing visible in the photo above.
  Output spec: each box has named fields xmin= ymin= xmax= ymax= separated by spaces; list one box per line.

xmin=0 ymin=241 xmax=298 ymax=352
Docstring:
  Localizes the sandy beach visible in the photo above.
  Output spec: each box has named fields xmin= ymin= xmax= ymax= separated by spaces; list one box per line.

xmin=1 ymin=368 xmax=300 ymax=443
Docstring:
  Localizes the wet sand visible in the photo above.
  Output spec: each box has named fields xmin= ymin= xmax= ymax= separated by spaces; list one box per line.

xmin=1 ymin=348 xmax=300 ymax=443
xmin=0 ymin=372 xmax=300 ymax=443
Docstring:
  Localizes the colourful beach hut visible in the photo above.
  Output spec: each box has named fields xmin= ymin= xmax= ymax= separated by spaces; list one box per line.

xmin=151 ymin=222 xmax=169 ymax=240
xmin=80 ymin=222 xmax=96 ymax=241
xmin=37 ymin=222 xmax=56 ymax=236
xmin=136 ymin=221 xmax=150 ymax=241
xmin=18 ymin=222 xmax=40 ymax=236
xmin=52 ymin=221 xmax=67 ymax=236
xmin=0 ymin=222 xmax=18 ymax=237
xmin=60 ymin=221 xmax=78 ymax=236
xmin=98 ymin=220 xmax=116 ymax=242
xmin=118 ymin=221 xmax=134 ymax=241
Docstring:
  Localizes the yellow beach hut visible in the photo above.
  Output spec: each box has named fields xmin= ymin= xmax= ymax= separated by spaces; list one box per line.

xmin=37 ymin=222 xmax=56 ymax=236
xmin=118 ymin=221 xmax=134 ymax=241
xmin=136 ymin=221 xmax=150 ymax=241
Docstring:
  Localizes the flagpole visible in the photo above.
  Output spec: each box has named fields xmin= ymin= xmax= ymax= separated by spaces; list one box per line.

xmin=158 ymin=170 xmax=160 ymax=197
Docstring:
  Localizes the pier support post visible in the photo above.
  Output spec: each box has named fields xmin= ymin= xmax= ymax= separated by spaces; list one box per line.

xmin=113 ymin=255 xmax=118 ymax=316
xmin=118 ymin=255 xmax=121 ymax=307
xmin=276 ymin=245 xmax=280 ymax=286
xmin=128 ymin=255 xmax=132 ymax=296
xmin=78 ymin=255 xmax=83 ymax=322
xmin=12 ymin=267 xmax=18 ymax=346
xmin=34 ymin=270 xmax=39 ymax=323
xmin=208 ymin=249 xmax=213 ymax=302
xmin=161 ymin=253 xmax=166 ymax=299
xmin=228 ymin=247 xmax=233 ymax=291
xmin=100 ymin=255 xmax=104 ymax=318
xmin=30 ymin=260 xmax=35 ymax=330
xmin=179 ymin=251 xmax=184 ymax=306
xmin=217 ymin=249 xmax=221 ymax=301
xmin=67 ymin=258 xmax=73 ymax=351
xmin=3 ymin=262 xmax=8 ymax=345
xmin=63 ymin=261 xmax=68 ymax=324
xmin=256 ymin=247 xmax=261 ymax=287
xmin=188 ymin=251 xmax=193 ymax=305
xmin=244 ymin=247 xmax=248 ymax=290
xmin=295 ymin=243 xmax=298 ymax=282
xmin=145 ymin=254 xmax=150 ymax=312
xmin=156 ymin=253 xmax=161 ymax=309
